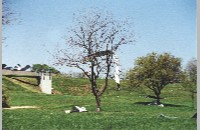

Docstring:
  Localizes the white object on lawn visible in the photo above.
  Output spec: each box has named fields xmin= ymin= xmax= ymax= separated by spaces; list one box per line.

xmin=64 ymin=110 xmax=71 ymax=113
xmin=75 ymin=106 xmax=87 ymax=112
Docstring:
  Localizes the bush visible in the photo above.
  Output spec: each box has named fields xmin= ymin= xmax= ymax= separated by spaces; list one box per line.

xmin=2 ymin=84 xmax=10 ymax=108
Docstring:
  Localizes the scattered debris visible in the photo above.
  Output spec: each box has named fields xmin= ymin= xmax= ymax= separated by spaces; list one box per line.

xmin=147 ymin=100 xmax=158 ymax=105
xmin=158 ymin=104 xmax=164 ymax=107
xmin=147 ymin=100 xmax=164 ymax=107
xmin=65 ymin=106 xmax=88 ymax=113
xmin=71 ymin=106 xmax=87 ymax=112
xmin=159 ymin=114 xmax=178 ymax=119
xmin=64 ymin=110 xmax=71 ymax=114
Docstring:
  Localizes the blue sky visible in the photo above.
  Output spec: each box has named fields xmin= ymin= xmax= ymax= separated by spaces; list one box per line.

xmin=3 ymin=0 xmax=197 ymax=73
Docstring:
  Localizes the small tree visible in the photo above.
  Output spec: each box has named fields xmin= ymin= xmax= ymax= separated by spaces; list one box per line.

xmin=185 ymin=58 xmax=197 ymax=83
xmin=54 ymin=8 xmax=134 ymax=111
xmin=183 ymin=58 xmax=197 ymax=108
xmin=127 ymin=52 xmax=183 ymax=104
xmin=32 ymin=64 xmax=60 ymax=74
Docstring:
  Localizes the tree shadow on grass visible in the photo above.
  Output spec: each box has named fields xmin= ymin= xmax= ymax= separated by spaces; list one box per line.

xmin=134 ymin=102 xmax=187 ymax=107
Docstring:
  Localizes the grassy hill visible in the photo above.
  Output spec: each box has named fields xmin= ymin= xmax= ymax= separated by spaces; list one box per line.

xmin=2 ymin=75 xmax=197 ymax=130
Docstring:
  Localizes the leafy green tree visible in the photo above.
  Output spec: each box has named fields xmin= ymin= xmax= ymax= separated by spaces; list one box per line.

xmin=32 ymin=64 xmax=60 ymax=74
xmin=127 ymin=52 xmax=183 ymax=104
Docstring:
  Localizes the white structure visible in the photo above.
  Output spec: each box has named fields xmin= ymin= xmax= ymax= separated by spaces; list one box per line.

xmin=39 ymin=72 xmax=52 ymax=94
xmin=13 ymin=64 xmax=21 ymax=71
xmin=113 ymin=55 xmax=120 ymax=84
xmin=2 ymin=70 xmax=53 ymax=94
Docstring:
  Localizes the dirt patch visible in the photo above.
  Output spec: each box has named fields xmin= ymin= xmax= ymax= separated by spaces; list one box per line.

xmin=3 ymin=106 xmax=39 ymax=110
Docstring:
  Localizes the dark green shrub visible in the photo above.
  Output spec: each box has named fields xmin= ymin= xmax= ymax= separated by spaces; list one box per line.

xmin=2 ymin=84 xmax=10 ymax=108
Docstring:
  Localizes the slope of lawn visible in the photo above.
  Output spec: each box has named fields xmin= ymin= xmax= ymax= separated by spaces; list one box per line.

xmin=2 ymin=76 xmax=197 ymax=130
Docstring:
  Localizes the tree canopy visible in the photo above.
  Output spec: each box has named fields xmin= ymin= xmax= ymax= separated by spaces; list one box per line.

xmin=127 ymin=52 xmax=183 ymax=104
xmin=31 ymin=64 xmax=60 ymax=74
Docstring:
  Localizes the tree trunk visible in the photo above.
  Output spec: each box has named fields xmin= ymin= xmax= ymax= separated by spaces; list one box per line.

xmin=95 ymin=95 xmax=101 ymax=112
xmin=91 ymin=62 xmax=101 ymax=112
xmin=155 ymin=92 xmax=161 ymax=105
xmin=91 ymin=79 xmax=101 ymax=112
xmin=156 ymin=96 xmax=160 ymax=105
xmin=92 ymin=81 xmax=101 ymax=112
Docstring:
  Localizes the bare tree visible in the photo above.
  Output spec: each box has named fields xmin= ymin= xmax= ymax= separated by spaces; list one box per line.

xmin=2 ymin=0 xmax=19 ymax=43
xmin=2 ymin=0 xmax=15 ymax=25
xmin=54 ymin=8 xmax=135 ymax=112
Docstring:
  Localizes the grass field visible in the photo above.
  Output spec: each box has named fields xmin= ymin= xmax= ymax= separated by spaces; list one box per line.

xmin=2 ymin=76 xmax=197 ymax=130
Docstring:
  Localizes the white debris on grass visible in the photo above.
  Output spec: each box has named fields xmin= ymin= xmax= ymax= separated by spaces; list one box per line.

xmin=65 ymin=106 xmax=88 ymax=114
xmin=147 ymin=101 xmax=164 ymax=107
xmin=159 ymin=114 xmax=178 ymax=119
xmin=74 ymin=106 xmax=87 ymax=112
xmin=158 ymin=104 xmax=164 ymax=107
xmin=64 ymin=110 xmax=71 ymax=114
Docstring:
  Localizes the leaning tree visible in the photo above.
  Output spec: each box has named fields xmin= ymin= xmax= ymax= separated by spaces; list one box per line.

xmin=127 ymin=52 xmax=183 ymax=105
xmin=54 ymin=8 xmax=135 ymax=111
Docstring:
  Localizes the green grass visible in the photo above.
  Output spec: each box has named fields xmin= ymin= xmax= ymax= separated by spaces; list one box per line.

xmin=2 ymin=76 xmax=197 ymax=130
xmin=3 ymin=109 xmax=196 ymax=130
